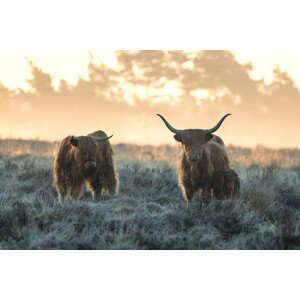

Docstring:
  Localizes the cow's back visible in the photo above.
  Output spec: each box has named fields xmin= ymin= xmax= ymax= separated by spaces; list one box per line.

xmin=88 ymin=130 xmax=114 ymax=167
xmin=206 ymin=136 xmax=230 ymax=173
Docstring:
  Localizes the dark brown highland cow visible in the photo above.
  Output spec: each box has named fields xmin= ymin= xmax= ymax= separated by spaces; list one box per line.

xmin=157 ymin=114 xmax=232 ymax=203
xmin=212 ymin=169 xmax=240 ymax=199
xmin=53 ymin=130 xmax=118 ymax=201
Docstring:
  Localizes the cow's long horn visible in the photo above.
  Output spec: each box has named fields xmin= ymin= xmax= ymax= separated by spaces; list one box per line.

xmin=205 ymin=114 xmax=231 ymax=134
xmin=156 ymin=114 xmax=183 ymax=134
xmin=87 ymin=134 xmax=113 ymax=142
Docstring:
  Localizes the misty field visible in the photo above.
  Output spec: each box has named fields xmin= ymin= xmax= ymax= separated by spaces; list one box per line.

xmin=0 ymin=139 xmax=300 ymax=250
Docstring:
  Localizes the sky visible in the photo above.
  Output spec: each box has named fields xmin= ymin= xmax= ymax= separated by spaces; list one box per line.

xmin=0 ymin=50 xmax=300 ymax=91
xmin=0 ymin=1 xmax=300 ymax=148
xmin=234 ymin=50 xmax=300 ymax=86
xmin=0 ymin=51 xmax=117 ymax=90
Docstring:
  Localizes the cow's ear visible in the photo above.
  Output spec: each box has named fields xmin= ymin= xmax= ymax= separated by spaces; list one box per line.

xmin=174 ymin=133 xmax=182 ymax=142
xmin=205 ymin=133 xmax=213 ymax=142
xmin=70 ymin=136 xmax=79 ymax=147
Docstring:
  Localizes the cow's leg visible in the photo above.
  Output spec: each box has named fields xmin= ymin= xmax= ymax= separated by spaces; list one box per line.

xmin=202 ymin=184 xmax=212 ymax=199
xmin=107 ymin=175 xmax=118 ymax=195
xmin=54 ymin=172 xmax=69 ymax=201
xmin=103 ymin=167 xmax=118 ymax=195
xmin=89 ymin=178 xmax=103 ymax=201
xmin=70 ymin=181 xmax=84 ymax=200
xmin=178 ymin=171 xmax=194 ymax=204
xmin=181 ymin=180 xmax=194 ymax=205
xmin=212 ymin=186 xmax=223 ymax=199
xmin=57 ymin=184 xmax=69 ymax=201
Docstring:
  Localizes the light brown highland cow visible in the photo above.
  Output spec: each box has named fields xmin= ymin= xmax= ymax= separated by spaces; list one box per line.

xmin=53 ymin=130 xmax=118 ymax=201
xmin=157 ymin=114 xmax=233 ymax=203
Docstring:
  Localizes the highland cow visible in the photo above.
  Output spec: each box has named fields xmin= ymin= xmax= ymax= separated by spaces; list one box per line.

xmin=157 ymin=113 xmax=231 ymax=203
xmin=212 ymin=169 xmax=240 ymax=199
xmin=53 ymin=130 xmax=118 ymax=201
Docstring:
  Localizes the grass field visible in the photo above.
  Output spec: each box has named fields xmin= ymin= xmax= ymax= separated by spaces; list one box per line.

xmin=0 ymin=139 xmax=300 ymax=249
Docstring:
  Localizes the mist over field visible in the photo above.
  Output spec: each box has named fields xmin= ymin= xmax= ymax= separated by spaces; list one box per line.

xmin=0 ymin=139 xmax=299 ymax=250
xmin=1 ymin=50 xmax=300 ymax=148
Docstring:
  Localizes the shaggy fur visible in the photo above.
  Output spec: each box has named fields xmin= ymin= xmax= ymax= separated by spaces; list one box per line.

xmin=53 ymin=130 xmax=118 ymax=201
xmin=212 ymin=169 xmax=240 ymax=199
xmin=176 ymin=131 xmax=230 ymax=203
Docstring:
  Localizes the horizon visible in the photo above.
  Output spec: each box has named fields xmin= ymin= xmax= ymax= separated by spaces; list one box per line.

xmin=1 ymin=136 xmax=300 ymax=151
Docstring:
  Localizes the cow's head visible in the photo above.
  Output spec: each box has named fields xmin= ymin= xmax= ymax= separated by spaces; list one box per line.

xmin=157 ymin=114 xmax=230 ymax=162
xmin=70 ymin=134 xmax=113 ymax=171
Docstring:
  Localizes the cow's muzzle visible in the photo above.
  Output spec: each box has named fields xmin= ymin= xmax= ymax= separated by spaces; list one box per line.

xmin=188 ymin=155 xmax=200 ymax=162
xmin=84 ymin=161 xmax=97 ymax=169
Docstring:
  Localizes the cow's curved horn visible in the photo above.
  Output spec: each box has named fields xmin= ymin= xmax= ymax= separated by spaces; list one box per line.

xmin=70 ymin=135 xmax=80 ymax=147
xmin=156 ymin=114 xmax=183 ymax=134
xmin=205 ymin=114 xmax=231 ymax=134
xmin=87 ymin=134 xmax=113 ymax=142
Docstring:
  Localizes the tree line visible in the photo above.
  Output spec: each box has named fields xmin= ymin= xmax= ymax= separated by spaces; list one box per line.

xmin=0 ymin=51 xmax=299 ymax=147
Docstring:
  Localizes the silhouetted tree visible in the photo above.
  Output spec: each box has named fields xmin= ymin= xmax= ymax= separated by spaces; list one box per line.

xmin=26 ymin=59 xmax=54 ymax=96
xmin=268 ymin=66 xmax=299 ymax=99
xmin=116 ymin=50 xmax=187 ymax=103
xmin=262 ymin=66 xmax=300 ymax=120
xmin=58 ymin=79 xmax=72 ymax=96
xmin=0 ymin=82 xmax=10 ymax=101
xmin=88 ymin=53 xmax=120 ymax=101
xmin=180 ymin=51 xmax=258 ymax=104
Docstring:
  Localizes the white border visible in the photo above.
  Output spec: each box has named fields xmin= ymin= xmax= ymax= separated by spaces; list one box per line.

xmin=0 ymin=251 xmax=299 ymax=300
xmin=1 ymin=0 xmax=300 ymax=299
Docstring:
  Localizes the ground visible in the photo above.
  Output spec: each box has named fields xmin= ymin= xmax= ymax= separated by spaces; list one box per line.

xmin=0 ymin=140 xmax=299 ymax=249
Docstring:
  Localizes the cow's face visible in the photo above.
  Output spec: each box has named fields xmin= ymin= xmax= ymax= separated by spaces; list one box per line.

xmin=79 ymin=149 xmax=97 ymax=172
xmin=70 ymin=136 xmax=98 ymax=172
xmin=174 ymin=130 xmax=213 ymax=162
xmin=156 ymin=113 xmax=231 ymax=162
